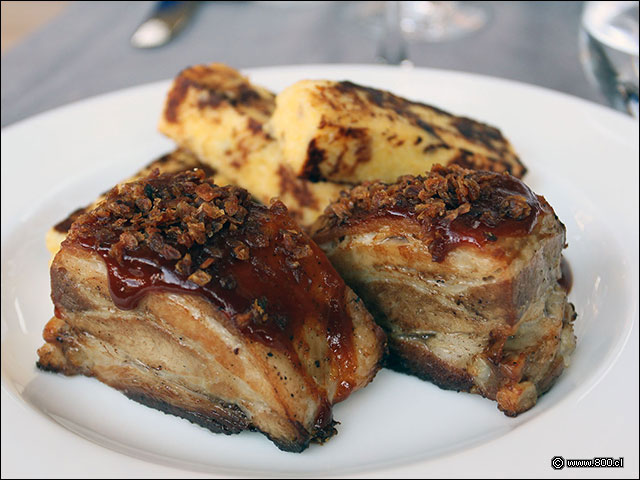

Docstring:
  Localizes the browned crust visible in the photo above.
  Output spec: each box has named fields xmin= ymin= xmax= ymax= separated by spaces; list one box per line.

xmin=385 ymin=337 xmax=475 ymax=392
xmin=528 ymin=302 xmax=577 ymax=398
xmin=448 ymin=149 xmax=526 ymax=178
xmin=302 ymin=138 xmax=325 ymax=183
xmin=312 ymin=165 xmax=544 ymax=254
xmin=164 ymin=64 xmax=274 ymax=124
xmin=66 ymin=169 xmax=256 ymax=275
xmin=333 ymin=81 xmax=443 ymax=142
xmin=35 ymin=317 xmax=333 ymax=453
xmin=36 ymin=351 xmax=325 ymax=453
xmin=451 ymin=118 xmax=513 ymax=158
xmin=277 ymin=164 xmax=319 ymax=210
xmin=383 ymin=296 xmax=575 ymax=416
xmin=315 ymin=81 xmax=525 ymax=179
xmin=302 ymin=126 xmax=373 ymax=184
xmin=37 ymin=317 xmax=85 ymax=375
xmin=313 ymin=175 xmax=572 ymax=416
xmin=122 ymin=388 xmax=249 ymax=435
xmin=43 ymin=169 xmax=377 ymax=451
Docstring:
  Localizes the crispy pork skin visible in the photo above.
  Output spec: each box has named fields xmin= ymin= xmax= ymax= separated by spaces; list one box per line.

xmin=37 ymin=170 xmax=385 ymax=452
xmin=311 ymin=165 xmax=575 ymax=416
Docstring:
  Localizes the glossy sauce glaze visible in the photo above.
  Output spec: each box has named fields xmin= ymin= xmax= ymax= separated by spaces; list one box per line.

xmin=359 ymin=174 xmax=546 ymax=262
xmin=73 ymin=199 xmax=357 ymax=413
xmin=428 ymin=175 xmax=544 ymax=261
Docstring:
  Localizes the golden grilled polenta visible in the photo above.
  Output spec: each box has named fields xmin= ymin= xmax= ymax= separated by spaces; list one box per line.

xmin=158 ymin=64 xmax=345 ymax=227
xmin=269 ymin=80 xmax=524 ymax=184
xmin=157 ymin=64 xmax=525 ymax=227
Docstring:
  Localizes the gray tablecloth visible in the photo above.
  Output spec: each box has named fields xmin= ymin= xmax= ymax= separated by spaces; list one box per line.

xmin=1 ymin=1 xmax=604 ymax=128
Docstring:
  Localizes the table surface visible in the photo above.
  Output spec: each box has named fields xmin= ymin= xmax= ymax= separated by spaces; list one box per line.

xmin=1 ymin=1 xmax=607 ymax=128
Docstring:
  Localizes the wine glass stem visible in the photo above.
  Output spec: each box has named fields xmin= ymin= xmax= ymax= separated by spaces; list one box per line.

xmin=377 ymin=1 xmax=409 ymax=65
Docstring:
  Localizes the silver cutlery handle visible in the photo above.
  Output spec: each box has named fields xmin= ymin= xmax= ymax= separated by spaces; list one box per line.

xmin=131 ymin=1 xmax=199 ymax=49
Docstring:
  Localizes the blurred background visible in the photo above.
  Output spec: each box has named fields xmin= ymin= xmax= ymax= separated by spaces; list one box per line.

xmin=2 ymin=1 xmax=638 ymax=127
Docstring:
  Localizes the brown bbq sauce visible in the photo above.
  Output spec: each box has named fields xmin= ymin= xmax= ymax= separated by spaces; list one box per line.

xmin=354 ymin=174 xmax=544 ymax=262
xmin=74 ymin=201 xmax=356 ymax=406
xmin=427 ymin=175 xmax=544 ymax=261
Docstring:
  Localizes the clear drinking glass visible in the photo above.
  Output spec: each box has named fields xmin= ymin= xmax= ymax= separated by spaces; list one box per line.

xmin=579 ymin=1 xmax=639 ymax=118
xmin=375 ymin=1 xmax=488 ymax=65
xmin=376 ymin=1 xmax=411 ymax=65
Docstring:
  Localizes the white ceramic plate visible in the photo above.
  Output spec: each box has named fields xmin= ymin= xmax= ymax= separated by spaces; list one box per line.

xmin=2 ymin=65 xmax=638 ymax=478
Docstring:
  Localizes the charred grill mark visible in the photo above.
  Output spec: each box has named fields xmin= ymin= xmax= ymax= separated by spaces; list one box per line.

xmin=230 ymin=159 xmax=245 ymax=169
xmin=330 ymin=82 xmax=369 ymax=110
xmin=422 ymin=143 xmax=450 ymax=154
xmin=164 ymin=75 xmax=191 ymax=123
xmin=164 ymin=65 xmax=274 ymax=123
xmin=197 ymin=86 xmax=264 ymax=111
xmin=451 ymin=117 xmax=507 ymax=154
xmin=335 ymin=80 xmax=453 ymax=117
xmin=200 ymin=86 xmax=266 ymax=112
xmin=415 ymin=119 xmax=442 ymax=141
xmin=328 ymin=81 xmax=526 ymax=177
xmin=302 ymin=139 xmax=325 ymax=183
xmin=277 ymin=165 xmax=319 ymax=209
xmin=326 ymin=126 xmax=373 ymax=179
xmin=447 ymin=149 xmax=520 ymax=176
xmin=354 ymin=138 xmax=372 ymax=167
xmin=335 ymin=81 xmax=445 ymax=141
xmin=247 ymin=117 xmax=263 ymax=134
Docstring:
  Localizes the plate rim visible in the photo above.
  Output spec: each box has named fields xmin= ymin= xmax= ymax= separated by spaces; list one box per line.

xmin=2 ymin=63 xmax=637 ymax=135
xmin=2 ymin=64 xmax=638 ymax=479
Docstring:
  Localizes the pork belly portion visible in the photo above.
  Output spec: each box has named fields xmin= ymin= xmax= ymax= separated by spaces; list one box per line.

xmin=270 ymin=80 xmax=525 ymax=184
xmin=46 ymin=148 xmax=231 ymax=257
xmin=311 ymin=165 xmax=575 ymax=416
xmin=158 ymin=63 xmax=344 ymax=227
xmin=37 ymin=170 xmax=385 ymax=452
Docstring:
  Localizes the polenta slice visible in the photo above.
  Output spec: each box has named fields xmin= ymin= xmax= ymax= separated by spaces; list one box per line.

xmin=269 ymin=80 xmax=525 ymax=184
xmin=158 ymin=64 xmax=344 ymax=227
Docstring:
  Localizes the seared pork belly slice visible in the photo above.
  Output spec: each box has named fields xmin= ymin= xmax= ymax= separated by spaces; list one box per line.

xmin=46 ymin=148 xmax=231 ymax=257
xmin=270 ymin=80 xmax=525 ymax=184
xmin=311 ymin=165 xmax=576 ymax=416
xmin=158 ymin=63 xmax=344 ymax=227
xmin=37 ymin=170 xmax=385 ymax=452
